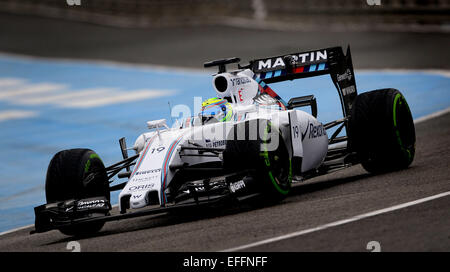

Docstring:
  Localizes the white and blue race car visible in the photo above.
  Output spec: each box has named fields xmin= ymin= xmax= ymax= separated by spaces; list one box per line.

xmin=32 ymin=46 xmax=416 ymax=236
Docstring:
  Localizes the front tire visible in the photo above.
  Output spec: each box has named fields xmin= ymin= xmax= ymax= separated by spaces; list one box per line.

xmin=223 ymin=120 xmax=292 ymax=201
xmin=45 ymin=148 xmax=110 ymax=236
xmin=348 ymin=88 xmax=416 ymax=173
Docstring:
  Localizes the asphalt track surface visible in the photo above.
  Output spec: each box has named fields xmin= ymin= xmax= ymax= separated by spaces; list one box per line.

xmin=0 ymin=112 xmax=449 ymax=252
xmin=0 ymin=13 xmax=449 ymax=252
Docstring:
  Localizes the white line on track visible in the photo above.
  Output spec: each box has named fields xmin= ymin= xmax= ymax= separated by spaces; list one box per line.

xmin=61 ymin=89 xmax=173 ymax=108
xmin=0 ymin=110 xmax=38 ymax=122
xmin=0 ymin=224 xmax=34 ymax=237
xmin=0 ymin=78 xmax=26 ymax=87
xmin=414 ymin=107 xmax=450 ymax=124
xmin=0 ymin=83 xmax=66 ymax=99
xmin=222 ymin=191 xmax=450 ymax=252
xmin=13 ymin=88 xmax=113 ymax=105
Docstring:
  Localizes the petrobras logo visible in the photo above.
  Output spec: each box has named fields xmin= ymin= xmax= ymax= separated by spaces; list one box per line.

xmin=205 ymin=139 xmax=226 ymax=148
xmin=256 ymin=50 xmax=327 ymax=72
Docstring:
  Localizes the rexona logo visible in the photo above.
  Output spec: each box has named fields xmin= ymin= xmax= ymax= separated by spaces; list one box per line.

xmin=256 ymin=50 xmax=327 ymax=72
xmin=308 ymin=123 xmax=326 ymax=139
xmin=302 ymin=121 xmax=326 ymax=140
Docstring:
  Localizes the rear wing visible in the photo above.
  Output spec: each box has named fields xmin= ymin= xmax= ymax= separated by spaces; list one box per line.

xmin=249 ymin=46 xmax=358 ymax=118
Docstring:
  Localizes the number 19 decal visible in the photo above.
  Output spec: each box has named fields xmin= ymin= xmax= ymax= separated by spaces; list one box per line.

xmin=151 ymin=147 xmax=165 ymax=154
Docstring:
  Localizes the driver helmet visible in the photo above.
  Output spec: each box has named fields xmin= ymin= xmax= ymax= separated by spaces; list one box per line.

xmin=200 ymin=97 xmax=233 ymax=124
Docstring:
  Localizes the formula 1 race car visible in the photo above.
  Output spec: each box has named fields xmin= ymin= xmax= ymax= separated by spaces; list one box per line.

xmin=32 ymin=46 xmax=416 ymax=236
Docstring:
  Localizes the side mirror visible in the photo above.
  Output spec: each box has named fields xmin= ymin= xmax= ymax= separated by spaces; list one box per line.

xmin=287 ymin=95 xmax=318 ymax=118
xmin=147 ymin=119 xmax=169 ymax=130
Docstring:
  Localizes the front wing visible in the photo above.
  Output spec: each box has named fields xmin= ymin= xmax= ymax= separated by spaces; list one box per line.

xmin=31 ymin=170 xmax=258 ymax=234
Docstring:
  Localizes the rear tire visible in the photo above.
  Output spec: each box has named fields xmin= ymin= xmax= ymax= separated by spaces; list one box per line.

xmin=45 ymin=148 xmax=110 ymax=236
xmin=348 ymin=89 xmax=415 ymax=173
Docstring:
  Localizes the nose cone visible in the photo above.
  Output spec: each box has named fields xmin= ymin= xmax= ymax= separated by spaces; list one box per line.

xmin=130 ymin=192 xmax=147 ymax=209
xmin=119 ymin=129 xmax=188 ymax=211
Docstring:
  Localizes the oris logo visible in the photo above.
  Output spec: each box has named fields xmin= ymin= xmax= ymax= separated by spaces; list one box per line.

xmin=129 ymin=184 xmax=155 ymax=191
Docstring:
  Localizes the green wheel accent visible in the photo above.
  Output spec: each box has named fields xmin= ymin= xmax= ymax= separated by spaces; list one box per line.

xmin=223 ymin=119 xmax=292 ymax=201
xmin=260 ymin=122 xmax=292 ymax=195
xmin=84 ymin=153 xmax=102 ymax=173
xmin=393 ymin=93 xmax=412 ymax=162
xmin=393 ymin=93 xmax=401 ymax=127
xmin=261 ymin=149 xmax=291 ymax=195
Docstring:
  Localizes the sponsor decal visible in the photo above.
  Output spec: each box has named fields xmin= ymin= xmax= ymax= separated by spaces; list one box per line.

xmin=256 ymin=50 xmax=327 ymax=72
xmin=337 ymin=69 xmax=353 ymax=82
xmin=132 ymin=175 xmax=158 ymax=183
xmin=308 ymin=123 xmax=326 ymax=139
xmin=301 ymin=121 xmax=310 ymax=141
xmin=76 ymin=199 xmax=107 ymax=211
xmin=229 ymin=180 xmax=246 ymax=193
xmin=238 ymin=88 xmax=244 ymax=102
xmin=128 ymin=183 xmax=155 ymax=191
xmin=342 ymin=85 xmax=356 ymax=96
xmin=65 ymin=206 xmax=74 ymax=212
xmin=302 ymin=121 xmax=326 ymax=140
xmin=135 ymin=168 xmax=161 ymax=176
xmin=205 ymin=140 xmax=226 ymax=148
xmin=230 ymin=77 xmax=251 ymax=86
